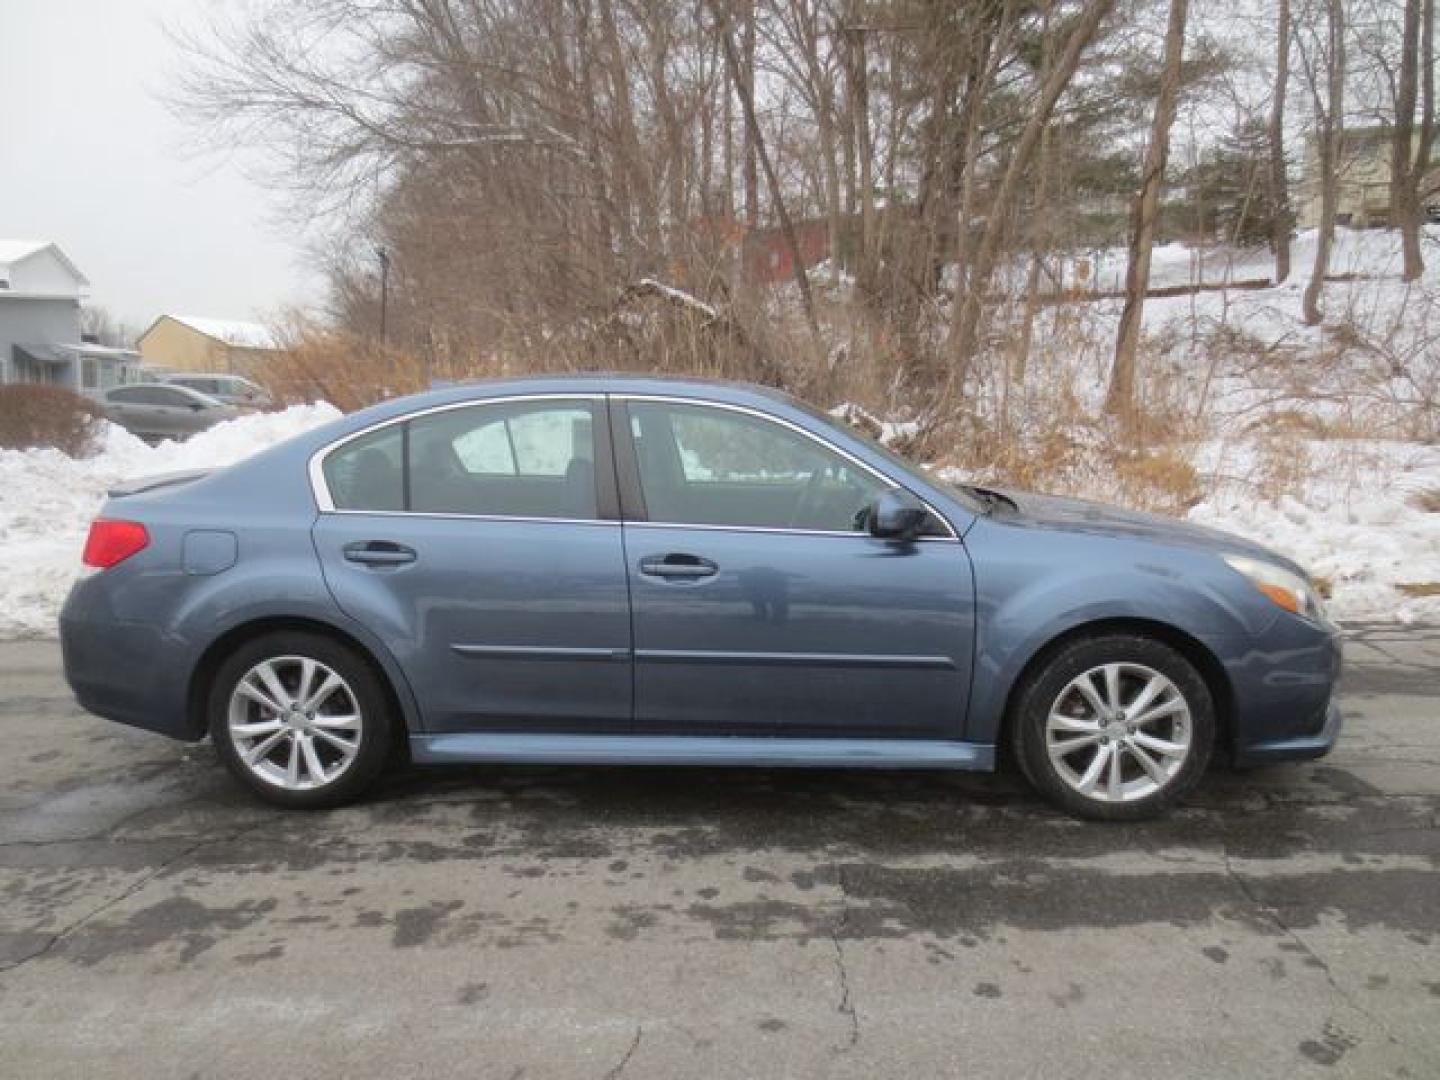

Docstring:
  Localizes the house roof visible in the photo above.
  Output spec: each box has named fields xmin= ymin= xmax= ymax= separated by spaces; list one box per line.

xmin=0 ymin=240 xmax=90 ymax=285
xmin=142 ymin=314 xmax=280 ymax=350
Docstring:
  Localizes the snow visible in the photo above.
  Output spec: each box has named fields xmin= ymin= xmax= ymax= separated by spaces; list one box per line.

xmin=631 ymin=278 xmax=718 ymax=320
xmin=834 ymin=227 xmax=1440 ymax=626
xmin=0 ymin=403 xmax=340 ymax=639
xmin=0 ymin=239 xmax=52 ymax=267
xmin=166 ymin=314 xmax=280 ymax=350
xmin=1188 ymin=439 xmax=1440 ymax=624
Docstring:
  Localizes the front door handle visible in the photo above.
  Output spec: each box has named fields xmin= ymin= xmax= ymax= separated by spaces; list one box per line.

xmin=343 ymin=541 xmax=417 ymax=567
xmin=639 ymin=554 xmax=718 ymax=580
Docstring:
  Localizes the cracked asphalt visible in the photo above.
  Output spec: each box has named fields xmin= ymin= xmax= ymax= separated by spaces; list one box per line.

xmin=2 ymin=626 xmax=1438 ymax=1079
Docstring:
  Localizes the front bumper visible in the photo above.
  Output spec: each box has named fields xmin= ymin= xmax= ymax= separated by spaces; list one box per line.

xmin=1232 ymin=698 xmax=1343 ymax=767
xmin=1226 ymin=615 xmax=1343 ymax=767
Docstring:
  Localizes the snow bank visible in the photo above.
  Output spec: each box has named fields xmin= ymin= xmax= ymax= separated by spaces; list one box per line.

xmin=1189 ymin=439 xmax=1440 ymax=624
xmin=0 ymin=403 xmax=341 ymax=639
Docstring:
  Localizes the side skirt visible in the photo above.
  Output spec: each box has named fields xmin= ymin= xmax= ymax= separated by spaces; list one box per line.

xmin=410 ymin=733 xmax=995 ymax=771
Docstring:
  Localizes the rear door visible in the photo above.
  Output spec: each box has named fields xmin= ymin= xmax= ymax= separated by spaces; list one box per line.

xmin=312 ymin=395 xmax=633 ymax=734
xmin=614 ymin=396 xmax=975 ymax=739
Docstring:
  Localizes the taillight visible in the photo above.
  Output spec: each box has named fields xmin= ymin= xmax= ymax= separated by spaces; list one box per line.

xmin=82 ymin=519 xmax=150 ymax=570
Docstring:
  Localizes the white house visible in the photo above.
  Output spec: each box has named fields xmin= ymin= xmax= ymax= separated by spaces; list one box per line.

xmin=0 ymin=239 xmax=142 ymax=393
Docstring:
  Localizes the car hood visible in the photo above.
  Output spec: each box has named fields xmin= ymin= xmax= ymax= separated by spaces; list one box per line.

xmin=981 ymin=486 xmax=1306 ymax=573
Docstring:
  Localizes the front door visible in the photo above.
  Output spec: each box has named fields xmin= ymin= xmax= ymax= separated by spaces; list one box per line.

xmin=312 ymin=396 xmax=632 ymax=734
xmin=615 ymin=398 xmax=975 ymax=739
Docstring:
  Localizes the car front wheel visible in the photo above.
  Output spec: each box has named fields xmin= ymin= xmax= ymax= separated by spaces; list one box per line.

xmin=1011 ymin=634 xmax=1215 ymax=822
xmin=210 ymin=631 xmax=394 ymax=809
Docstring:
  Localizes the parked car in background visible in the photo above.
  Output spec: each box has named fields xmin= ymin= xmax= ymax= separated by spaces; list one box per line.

xmin=101 ymin=383 xmax=236 ymax=441
xmin=161 ymin=373 xmax=272 ymax=409
xmin=62 ymin=376 xmax=1342 ymax=820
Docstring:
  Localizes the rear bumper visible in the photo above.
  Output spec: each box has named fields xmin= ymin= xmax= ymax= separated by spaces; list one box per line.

xmin=60 ymin=594 xmax=197 ymax=742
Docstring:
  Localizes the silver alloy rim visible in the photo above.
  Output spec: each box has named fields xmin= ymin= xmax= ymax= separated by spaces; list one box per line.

xmin=1044 ymin=662 xmax=1192 ymax=803
xmin=227 ymin=656 xmax=362 ymax=791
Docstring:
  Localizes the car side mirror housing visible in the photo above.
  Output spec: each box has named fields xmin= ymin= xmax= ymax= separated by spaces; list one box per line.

xmin=866 ymin=488 xmax=928 ymax=541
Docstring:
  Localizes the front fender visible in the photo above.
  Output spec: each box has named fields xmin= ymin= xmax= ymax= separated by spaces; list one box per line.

xmin=961 ymin=519 xmax=1277 ymax=744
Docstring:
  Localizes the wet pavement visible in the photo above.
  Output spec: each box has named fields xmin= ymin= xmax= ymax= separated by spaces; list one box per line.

xmin=1 ymin=626 xmax=1438 ymax=1078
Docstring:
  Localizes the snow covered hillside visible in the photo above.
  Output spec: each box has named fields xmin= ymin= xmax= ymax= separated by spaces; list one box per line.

xmin=0 ymin=404 xmax=340 ymax=639
xmin=1 ymin=227 xmax=1437 ymax=636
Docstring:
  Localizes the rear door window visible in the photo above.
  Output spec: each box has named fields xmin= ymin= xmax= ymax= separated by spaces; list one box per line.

xmin=321 ymin=399 xmax=599 ymax=520
xmin=410 ymin=401 xmax=597 ymax=518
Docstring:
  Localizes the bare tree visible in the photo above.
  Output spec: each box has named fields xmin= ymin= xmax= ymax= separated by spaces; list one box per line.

xmin=943 ymin=0 xmax=1117 ymax=384
xmin=1300 ymin=0 xmax=1346 ymax=327
xmin=711 ymin=0 xmax=823 ymax=341
xmin=80 ymin=306 xmax=131 ymax=348
xmin=1107 ymin=0 xmax=1188 ymax=415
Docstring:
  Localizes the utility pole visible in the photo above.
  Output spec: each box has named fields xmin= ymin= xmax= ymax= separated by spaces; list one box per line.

xmin=376 ymin=246 xmax=391 ymax=343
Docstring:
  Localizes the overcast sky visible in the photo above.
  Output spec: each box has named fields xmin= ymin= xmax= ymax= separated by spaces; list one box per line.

xmin=0 ymin=0 xmax=320 ymax=333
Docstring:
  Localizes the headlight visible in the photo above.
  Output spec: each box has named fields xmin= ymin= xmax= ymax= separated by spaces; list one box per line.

xmin=1223 ymin=554 xmax=1324 ymax=621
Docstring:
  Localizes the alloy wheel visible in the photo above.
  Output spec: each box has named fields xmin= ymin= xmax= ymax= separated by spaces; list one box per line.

xmin=1044 ymin=662 xmax=1193 ymax=803
xmin=226 ymin=655 xmax=363 ymax=790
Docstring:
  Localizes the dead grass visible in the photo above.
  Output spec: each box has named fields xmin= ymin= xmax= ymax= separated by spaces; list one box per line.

xmin=1397 ymin=582 xmax=1440 ymax=598
xmin=1412 ymin=488 xmax=1440 ymax=512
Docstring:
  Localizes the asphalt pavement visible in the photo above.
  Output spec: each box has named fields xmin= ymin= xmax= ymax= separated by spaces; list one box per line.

xmin=1 ymin=626 xmax=1437 ymax=1079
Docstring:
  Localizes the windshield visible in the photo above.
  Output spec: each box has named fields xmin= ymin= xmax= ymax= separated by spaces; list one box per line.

xmin=790 ymin=398 xmax=987 ymax=515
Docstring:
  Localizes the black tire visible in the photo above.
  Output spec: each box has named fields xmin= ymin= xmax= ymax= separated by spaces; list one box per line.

xmin=1011 ymin=633 xmax=1215 ymax=822
xmin=209 ymin=631 xmax=395 ymax=810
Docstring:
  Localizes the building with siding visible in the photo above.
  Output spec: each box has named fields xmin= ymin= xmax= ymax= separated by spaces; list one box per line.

xmin=137 ymin=314 xmax=280 ymax=378
xmin=0 ymin=240 xmax=141 ymax=392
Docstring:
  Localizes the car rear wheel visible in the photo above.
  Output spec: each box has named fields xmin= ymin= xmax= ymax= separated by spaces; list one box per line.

xmin=1011 ymin=634 xmax=1214 ymax=822
xmin=209 ymin=631 xmax=394 ymax=809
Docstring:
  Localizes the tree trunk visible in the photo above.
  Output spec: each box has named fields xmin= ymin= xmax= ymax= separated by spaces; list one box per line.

xmin=846 ymin=11 xmax=876 ymax=284
xmin=1393 ymin=0 xmax=1434 ymax=283
xmin=741 ymin=2 xmax=759 ymax=228
xmin=1015 ymin=0 xmax=1056 ymax=388
xmin=1268 ymin=0 xmax=1292 ymax=284
xmin=1107 ymin=0 xmax=1188 ymax=415
xmin=1302 ymin=0 xmax=1345 ymax=326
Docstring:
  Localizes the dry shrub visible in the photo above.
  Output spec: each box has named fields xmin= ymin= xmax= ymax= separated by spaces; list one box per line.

xmin=1251 ymin=432 xmax=1312 ymax=496
xmin=1412 ymin=488 xmax=1440 ymax=513
xmin=0 ymin=385 xmax=102 ymax=456
xmin=1398 ymin=582 xmax=1440 ymax=597
xmin=264 ymin=329 xmax=475 ymax=411
xmin=1254 ymin=409 xmax=1344 ymax=438
xmin=908 ymin=317 xmax=1207 ymax=515
xmin=1109 ymin=449 xmax=1202 ymax=511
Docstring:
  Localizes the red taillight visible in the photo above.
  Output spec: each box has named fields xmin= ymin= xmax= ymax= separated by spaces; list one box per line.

xmin=82 ymin=519 xmax=150 ymax=570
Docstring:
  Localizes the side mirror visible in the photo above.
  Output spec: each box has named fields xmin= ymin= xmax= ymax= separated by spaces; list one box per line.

xmin=866 ymin=488 xmax=928 ymax=541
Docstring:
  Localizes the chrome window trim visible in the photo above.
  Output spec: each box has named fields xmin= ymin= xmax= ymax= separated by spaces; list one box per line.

xmin=320 ymin=508 xmax=619 ymax=528
xmin=616 ymin=394 xmax=960 ymax=541
xmin=308 ymin=393 xmax=606 ymax=514
xmin=308 ymin=389 xmax=960 ymax=542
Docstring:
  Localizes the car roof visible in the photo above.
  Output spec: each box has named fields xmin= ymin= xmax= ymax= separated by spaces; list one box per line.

xmin=111 ymin=382 xmax=218 ymax=402
xmin=365 ymin=373 xmax=798 ymax=413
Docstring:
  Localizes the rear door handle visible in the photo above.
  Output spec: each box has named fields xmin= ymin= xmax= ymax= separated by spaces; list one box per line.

xmin=343 ymin=541 xmax=417 ymax=567
xmin=639 ymin=554 xmax=718 ymax=580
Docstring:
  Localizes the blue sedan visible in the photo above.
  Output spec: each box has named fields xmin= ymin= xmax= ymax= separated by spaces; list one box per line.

xmin=60 ymin=376 xmax=1342 ymax=820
